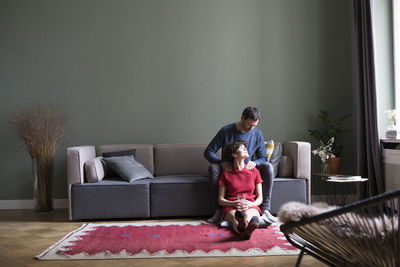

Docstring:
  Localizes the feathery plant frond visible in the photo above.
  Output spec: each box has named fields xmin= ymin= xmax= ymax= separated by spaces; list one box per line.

xmin=308 ymin=109 xmax=351 ymax=157
xmin=10 ymin=105 xmax=65 ymax=160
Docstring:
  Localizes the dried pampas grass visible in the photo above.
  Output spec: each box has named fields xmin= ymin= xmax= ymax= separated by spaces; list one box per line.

xmin=10 ymin=105 xmax=65 ymax=160
xmin=10 ymin=104 xmax=65 ymax=212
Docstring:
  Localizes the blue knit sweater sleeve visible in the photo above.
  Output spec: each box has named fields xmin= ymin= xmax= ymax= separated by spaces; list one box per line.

xmin=204 ymin=125 xmax=267 ymax=165
xmin=252 ymin=131 xmax=267 ymax=165
xmin=204 ymin=127 xmax=225 ymax=164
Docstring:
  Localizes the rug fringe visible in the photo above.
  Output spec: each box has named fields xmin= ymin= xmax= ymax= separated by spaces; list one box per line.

xmin=35 ymin=223 xmax=89 ymax=260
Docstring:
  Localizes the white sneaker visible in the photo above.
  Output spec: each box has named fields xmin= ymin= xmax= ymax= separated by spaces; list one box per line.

xmin=207 ymin=209 xmax=221 ymax=224
xmin=259 ymin=216 xmax=272 ymax=228
xmin=218 ymin=220 xmax=231 ymax=228
xmin=263 ymin=210 xmax=278 ymax=222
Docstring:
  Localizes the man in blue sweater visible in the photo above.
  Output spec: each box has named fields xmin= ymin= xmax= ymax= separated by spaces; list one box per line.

xmin=204 ymin=107 xmax=277 ymax=226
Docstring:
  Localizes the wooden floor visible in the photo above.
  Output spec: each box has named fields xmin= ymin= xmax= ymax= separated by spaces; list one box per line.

xmin=0 ymin=209 xmax=327 ymax=267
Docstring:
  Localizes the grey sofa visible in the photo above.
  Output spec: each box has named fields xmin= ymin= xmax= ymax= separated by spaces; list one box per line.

xmin=67 ymin=142 xmax=311 ymax=221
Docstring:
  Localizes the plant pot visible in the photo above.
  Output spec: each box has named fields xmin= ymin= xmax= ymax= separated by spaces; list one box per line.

xmin=32 ymin=158 xmax=54 ymax=213
xmin=328 ymin=157 xmax=341 ymax=175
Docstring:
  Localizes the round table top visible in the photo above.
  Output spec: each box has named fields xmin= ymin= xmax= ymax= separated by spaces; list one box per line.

xmin=313 ymin=173 xmax=369 ymax=183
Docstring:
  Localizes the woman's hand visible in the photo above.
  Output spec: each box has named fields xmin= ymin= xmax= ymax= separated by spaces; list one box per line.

xmin=235 ymin=199 xmax=249 ymax=211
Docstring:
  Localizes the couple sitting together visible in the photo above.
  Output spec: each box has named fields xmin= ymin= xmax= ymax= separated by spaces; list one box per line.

xmin=204 ymin=107 xmax=278 ymax=239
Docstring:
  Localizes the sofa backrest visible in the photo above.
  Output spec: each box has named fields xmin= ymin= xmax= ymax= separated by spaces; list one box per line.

xmin=96 ymin=144 xmax=155 ymax=175
xmin=154 ymin=144 xmax=217 ymax=176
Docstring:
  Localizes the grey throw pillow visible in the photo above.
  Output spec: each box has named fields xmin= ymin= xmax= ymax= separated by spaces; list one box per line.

xmin=84 ymin=157 xmax=106 ymax=183
xmin=270 ymin=142 xmax=283 ymax=177
xmin=102 ymin=155 xmax=153 ymax=182
xmin=102 ymin=149 xmax=137 ymax=178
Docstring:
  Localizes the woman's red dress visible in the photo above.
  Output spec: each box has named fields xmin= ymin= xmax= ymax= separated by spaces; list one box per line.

xmin=218 ymin=165 xmax=263 ymax=219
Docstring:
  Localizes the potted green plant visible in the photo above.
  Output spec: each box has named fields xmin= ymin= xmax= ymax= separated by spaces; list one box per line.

xmin=309 ymin=109 xmax=351 ymax=174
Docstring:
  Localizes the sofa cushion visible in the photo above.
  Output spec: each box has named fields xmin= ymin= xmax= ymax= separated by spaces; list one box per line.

xmin=270 ymin=142 xmax=283 ymax=177
xmin=96 ymin=144 xmax=154 ymax=175
xmin=71 ymin=178 xmax=151 ymax=220
xmin=150 ymin=174 xmax=214 ymax=217
xmin=84 ymin=157 xmax=105 ymax=183
xmin=102 ymin=156 xmax=153 ymax=182
xmin=278 ymin=155 xmax=293 ymax=177
xmin=270 ymin=177 xmax=307 ymax=214
xmin=154 ymin=144 xmax=211 ymax=176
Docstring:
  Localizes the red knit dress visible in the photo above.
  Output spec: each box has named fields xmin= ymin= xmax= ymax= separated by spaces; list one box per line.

xmin=218 ymin=165 xmax=263 ymax=220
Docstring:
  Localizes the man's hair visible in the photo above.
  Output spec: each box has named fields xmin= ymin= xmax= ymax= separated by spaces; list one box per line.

xmin=222 ymin=140 xmax=248 ymax=164
xmin=242 ymin=107 xmax=260 ymax=121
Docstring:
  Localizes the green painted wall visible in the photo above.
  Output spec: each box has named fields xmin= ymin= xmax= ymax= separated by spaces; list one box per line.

xmin=0 ymin=0 xmax=356 ymax=200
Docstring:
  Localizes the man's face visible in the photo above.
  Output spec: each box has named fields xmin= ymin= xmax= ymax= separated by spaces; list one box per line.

xmin=242 ymin=118 xmax=259 ymax=132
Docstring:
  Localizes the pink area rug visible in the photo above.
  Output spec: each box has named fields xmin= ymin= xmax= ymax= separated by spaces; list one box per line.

xmin=36 ymin=221 xmax=298 ymax=260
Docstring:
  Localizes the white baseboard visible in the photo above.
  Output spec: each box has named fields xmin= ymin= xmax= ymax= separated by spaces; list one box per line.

xmin=0 ymin=199 xmax=68 ymax=209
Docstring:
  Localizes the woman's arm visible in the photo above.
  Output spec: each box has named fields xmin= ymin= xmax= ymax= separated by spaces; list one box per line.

xmin=248 ymin=183 xmax=263 ymax=207
xmin=218 ymin=186 xmax=240 ymax=209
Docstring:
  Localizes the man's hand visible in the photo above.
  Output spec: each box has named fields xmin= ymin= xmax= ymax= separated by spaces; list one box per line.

xmin=246 ymin=161 xmax=256 ymax=169
xmin=220 ymin=162 xmax=233 ymax=171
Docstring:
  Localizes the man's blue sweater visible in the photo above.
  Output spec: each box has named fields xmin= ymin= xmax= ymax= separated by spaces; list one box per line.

xmin=204 ymin=122 xmax=267 ymax=165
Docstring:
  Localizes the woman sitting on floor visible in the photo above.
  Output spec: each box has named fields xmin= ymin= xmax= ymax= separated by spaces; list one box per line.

xmin=218 ymin=140 xmax=264 ymax=239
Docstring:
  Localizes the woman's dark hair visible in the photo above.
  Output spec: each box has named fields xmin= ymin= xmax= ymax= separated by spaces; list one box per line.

xmin=242 ymin=107 xmax=260 ymax=121
xmin=222 ymin=140 xmax=247 ymax=164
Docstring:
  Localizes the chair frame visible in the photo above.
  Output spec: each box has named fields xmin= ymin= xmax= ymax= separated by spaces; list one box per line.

xmin=280 ymin=190 xmax=400 ymax=267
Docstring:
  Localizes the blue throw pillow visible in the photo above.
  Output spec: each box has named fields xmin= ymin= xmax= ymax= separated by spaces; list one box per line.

xmin=102 ymin=149 xmax=136 ymax=158
xmin=102 ymin=155 xmax=153 ymax=182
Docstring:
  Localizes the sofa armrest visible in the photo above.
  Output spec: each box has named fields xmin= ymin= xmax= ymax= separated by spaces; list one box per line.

xmin=283 ymin=141 xmax=311 ymax=203
xmin=67 ymin=145 xmax=96 ymax=220
xmin=67 ymin=146 xmax=96 ymax=185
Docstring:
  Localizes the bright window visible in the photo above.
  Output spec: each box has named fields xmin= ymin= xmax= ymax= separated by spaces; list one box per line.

xmin=393 ymin=0 xmax=400 ymax=112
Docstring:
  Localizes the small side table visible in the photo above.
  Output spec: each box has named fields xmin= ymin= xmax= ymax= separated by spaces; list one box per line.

xmin=312 ymin=173 xmax=369 ymax=206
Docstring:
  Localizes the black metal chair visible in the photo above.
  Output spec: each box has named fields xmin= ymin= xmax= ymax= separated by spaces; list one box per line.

xmin=280 ymin=189 xmax=400 ymax=267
